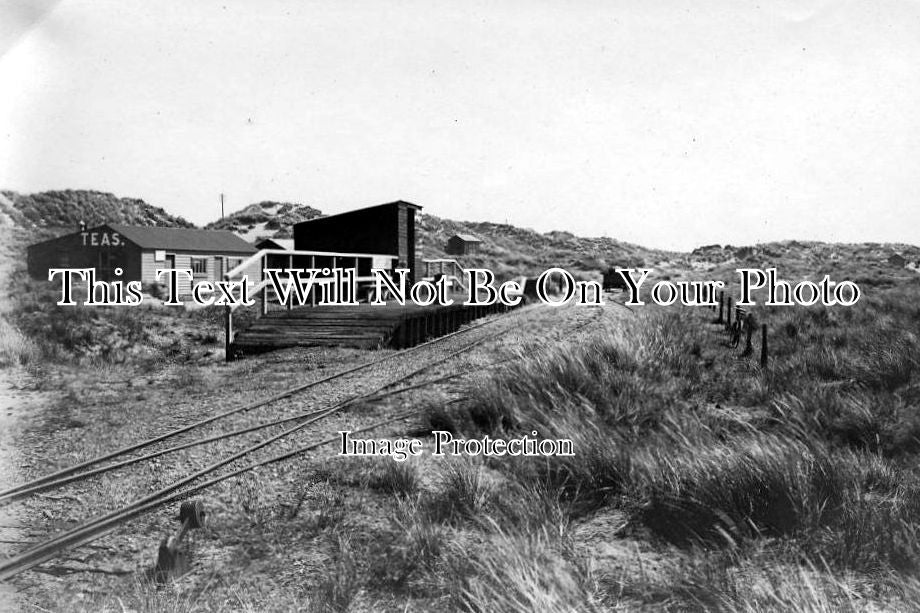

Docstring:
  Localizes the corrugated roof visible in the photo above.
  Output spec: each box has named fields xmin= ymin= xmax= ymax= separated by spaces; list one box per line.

xmin=108 ymin=224 xmax=256 ymax=253
xmin=451 ymin=234 xmax=482 ymax=242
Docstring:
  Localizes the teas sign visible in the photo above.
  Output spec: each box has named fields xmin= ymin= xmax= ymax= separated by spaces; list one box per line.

xmin=81 ymin=231 xmax=122 ymax=247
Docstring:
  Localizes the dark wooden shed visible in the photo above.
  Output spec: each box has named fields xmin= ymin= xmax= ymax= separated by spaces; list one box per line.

xmin=446 ymin=234 xmax=482 ymax=256
xmin=27 ymin=224 xmax=256 ymax=294
xmin=293 ymin=200 xmax=421 ymax=281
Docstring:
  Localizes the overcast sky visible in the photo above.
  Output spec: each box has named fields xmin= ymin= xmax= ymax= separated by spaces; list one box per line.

xmin=1 ymin=0 xmax=919 ymax=250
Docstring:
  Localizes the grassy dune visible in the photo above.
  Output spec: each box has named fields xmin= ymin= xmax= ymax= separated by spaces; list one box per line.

xmin=13 ymin=277 xmax=920 ymax=611
xmin=255 ymin=276 xmax=920 ymax=611
xmin=417 ymin=282 xmax=920 ymax=610
xmin=5 ymin=210 xmax=920 ymax=611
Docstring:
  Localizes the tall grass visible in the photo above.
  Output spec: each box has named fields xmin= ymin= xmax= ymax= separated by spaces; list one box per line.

xmin=440 ymin=288 xmax=920 ymax=608
xmin=6 ymin=279 xmax=224 ymax=366
xmin=0 ymin=318 xmax=40 ymax=366
xmin=633 ymin=434 xmax=847 ymax=546
xmin=449 ymin=525 xmax=600 ymax=613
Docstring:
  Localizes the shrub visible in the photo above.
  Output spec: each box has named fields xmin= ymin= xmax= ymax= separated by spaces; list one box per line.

xmin=144 ymin=281 xmax=166 ymax=300
xmin=361 ymin=459 xmax=420 ymax=497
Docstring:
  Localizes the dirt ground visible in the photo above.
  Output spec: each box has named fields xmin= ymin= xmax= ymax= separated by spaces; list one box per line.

xmin=0 ymin=373 xmax=26 ymax=610
xmin=0 ymin=296 xmax=619 ymax=611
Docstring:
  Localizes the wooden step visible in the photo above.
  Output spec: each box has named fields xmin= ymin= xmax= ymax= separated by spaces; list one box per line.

xmin=230 ymin=302 xmax=513 ymax=356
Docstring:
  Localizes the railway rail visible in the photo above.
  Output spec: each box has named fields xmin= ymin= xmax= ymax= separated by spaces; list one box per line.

xmin=0 ymin=312 xmax=514 ymax=503
xmin=0 ymin=307 xmax=533 ymax=580
xmin=0 ymin=351 xmax=512 ymax=505
xmin=0 ymin=301 xmax=604 ymax=582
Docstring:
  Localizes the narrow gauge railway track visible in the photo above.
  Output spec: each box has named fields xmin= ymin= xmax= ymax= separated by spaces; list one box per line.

xmin=0 ymin=411 xmax=418 ymax=582
xmin=0 ymin=348 xmax=513 ymax=505
xmin=0 ymin=309 xmax=532 ymax=580
xmin=0 ymin=302 xmax=604 ymax=581
xmin=0 ymin=311 xmax=520 ymax=503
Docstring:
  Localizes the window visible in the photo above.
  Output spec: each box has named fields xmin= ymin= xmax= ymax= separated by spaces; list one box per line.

xmin=191 ymin=257 xmax=208 ymax=275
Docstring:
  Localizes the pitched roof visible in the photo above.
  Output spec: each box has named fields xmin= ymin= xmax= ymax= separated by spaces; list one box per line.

xmin=451 ymin=233 xmax=482 ymax=242
xmin=294 ymin=200 xmax=422 ymax=227
xmin=256 ymin=237 xmax=295 ymax=250
xmin=108 ymin=224 xmax=256 ymax=253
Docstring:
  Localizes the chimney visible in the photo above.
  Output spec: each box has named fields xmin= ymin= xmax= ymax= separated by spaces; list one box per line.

xmin=79 ymin=220 xmax=86 ymax=233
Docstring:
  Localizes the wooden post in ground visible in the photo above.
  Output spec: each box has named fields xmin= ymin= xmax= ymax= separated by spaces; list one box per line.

xmin=310 ymin=255 xmax=317 ymax=307
xmin=287 ymin=254 xmax=293 ymax=310
xmin=760 ymin=324 xmax=768 ymax=368
xmin=224 ymin=305 xmax=234 ymax=362
xmin=726 ymin=297 xmax=733 ymax=331
xmin=261 ymin=254 xmax=268 ymax=316
xmin=717 ymin=291 xmax=724 ymax=324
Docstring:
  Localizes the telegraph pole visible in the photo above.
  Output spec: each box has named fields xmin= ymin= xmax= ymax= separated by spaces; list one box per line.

xmin=220 ymin=193 xmax=225 ymax=219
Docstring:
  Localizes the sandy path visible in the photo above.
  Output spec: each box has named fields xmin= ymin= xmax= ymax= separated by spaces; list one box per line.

xmin=0 ymin=387 xmax=21 ymax=611
xmin=0 ymin=221 xmax=19 ymax=608
xmin=0 ymin=373 xmax=45 ymax=611
xmin=0 ymin=219 xmax=36 ymax=611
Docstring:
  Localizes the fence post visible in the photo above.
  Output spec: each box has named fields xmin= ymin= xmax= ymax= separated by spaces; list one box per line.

xmin=726 ymin=297 xmax=733 ymax=331
xmin=717 ymin=291 xmax=724 ymax=324
xmin=760 ymin=324 xmax=768 ymax=368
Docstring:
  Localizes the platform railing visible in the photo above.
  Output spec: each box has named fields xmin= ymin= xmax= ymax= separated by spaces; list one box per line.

xmin=223 ymin=248 xmax=398 ymax=359
xmin=422 ymin=258 xmax=468 ymax=292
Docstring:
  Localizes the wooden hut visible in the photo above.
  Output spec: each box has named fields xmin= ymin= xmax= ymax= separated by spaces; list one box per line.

xmin=446 ymin=234 xmax=482 ymax=256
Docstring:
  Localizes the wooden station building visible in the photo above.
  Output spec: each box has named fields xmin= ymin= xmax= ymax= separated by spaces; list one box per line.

xmin=293 ymin=200 xmax=421 ymax=281
xmin=27 ymin=224 xmax=256 ymax=294
xmin=229 ymin=199 xmax=474 ymax=355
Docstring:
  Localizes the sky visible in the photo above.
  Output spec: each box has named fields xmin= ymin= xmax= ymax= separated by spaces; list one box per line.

xmin=1 ymin=0 xmax=919 ymax=251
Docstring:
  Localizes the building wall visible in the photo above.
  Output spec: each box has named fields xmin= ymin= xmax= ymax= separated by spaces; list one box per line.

xmin=446 ymin=237 xmax=480 ymax=255
xmin=294 ymin=202 xmax=418 ymax=281
xmin=140 ymin=251 xmax=255 ymax=296
xmin=27 ymin=227 xmax=143 ymax=282
xmin=26 ymin=226 xmax=255 ymax=299
xmin=406 ymin=208 xmax=416 ymax=274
